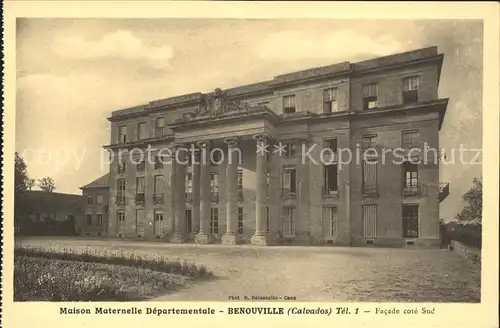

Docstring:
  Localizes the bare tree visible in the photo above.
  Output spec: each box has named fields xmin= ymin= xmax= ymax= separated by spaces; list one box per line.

xmin=26 ymin=178 xmax=36 ymax=190
xmin=38 ymin=177 xmax=56 ymax=193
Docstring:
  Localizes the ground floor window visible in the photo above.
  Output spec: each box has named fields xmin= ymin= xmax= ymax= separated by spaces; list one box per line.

xmin=117 ymin=212 xmax=125 ymax=234
xmin=323 ymin=206 xmax=337 ymax=237
xmin=136 ymin=209 xmax=146 ymax=236
xmin=210 ymin=208 xmax=219 ymax=234
xmin=403 ymin=204 xmax=419 ymax=238
xmin=362 ymin=204 xmax=377 ymax=238
xmin=96 ymin=213 xmax=103 ymax=226
xmin=282 ymin=207 xmax=296 ymax=237
xmin=237 ymin=207 xmax=244 ymax=234
xmin=154 ymin=210 xmax=164 ymax=235
xmin=185 ymin=209 xmax=192 ymax=233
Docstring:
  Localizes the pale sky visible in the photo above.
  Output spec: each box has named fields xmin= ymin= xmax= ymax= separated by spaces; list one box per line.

xmin=15 ymin=19 xmax=483 ymax=220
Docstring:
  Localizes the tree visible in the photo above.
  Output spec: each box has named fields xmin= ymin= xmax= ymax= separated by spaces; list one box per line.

xmin=456 ymin=177 xmax=482 ymax=225
xmin=38 ymin=177 xmax=56 ymax=193
xmin=26 ymin=178 xmax=36 ymax=191
xmin=14 ymin=153 xmax=34 ymax=230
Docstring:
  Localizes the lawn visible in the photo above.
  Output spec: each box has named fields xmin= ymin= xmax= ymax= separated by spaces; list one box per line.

xmin=14 ymin=246 xmax=213 ymax=301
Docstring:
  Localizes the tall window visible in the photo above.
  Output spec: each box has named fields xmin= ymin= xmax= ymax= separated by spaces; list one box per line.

xmin=210 ymin=173 xmax=219 ymax=201
xmin=363 ymin=205 xmax=377 ymax=238
xmin=117 ymin=212 xmax=125 ymax=223
xmin=403 ymin=161 xmax=419 ymax=189
xmin=96 ymin=213 xmax=103 ymax=226
xmin=283 ymin=95 xmax=296 ymax=113
xmin=186 ymin=170 xmax=193 ymax=202
xmin=210 ymin=208 xmax=219 ymax=234
xmin=185 ymin=209 xmax=192 ymax=233
xmin=155 ymin=117 xmax=165 ymax=137
xmin=324 ymin=88 xmax=339 ymax=113
xmin=362 ymin=83 xmax=378 ymax=109
xmin=87 ymin=196 xmax=92 ymax=205
xmin=154 ymin=175 xmax=164 ymax=203
xmin=282 ymin=207 xmax=296 ymax=237
xmin=237 ymin=207 xmax=244 ymax=234
xmin=362 ymin=159 xmax=378 ymax=194
xmin=118 ymin=125 xmax=127 ymax=143
xmin=281 ymin=166 xmax=296 ymax=197
xmin=136 ymin=177 xmax=145 ymax=204
xmin=97 ymin=195 xmax=103 ymax=204
xmin=138 ymin=122 xmax=147 ymax=140
xmin=136 ymin=210 xmax=146 ymax=236
xmin=402 ymin=76 xmax=419 ymax=104
xmin=323 ymin=207 xmax=338 ymax=237
xmin=117 ymin=160 xmax=126 ymax=173
xmin=117 ymin=179 xmax=126 ymax=204
xmin=237 ymin=169 xmax=243 ymax=201
xmin=154 ymin=210 xmax=164 ymax=235
xmin=137 ymin=160 xmax=146 ymax=172
xmin=403 ymin=205 xmax=419 ymax=238
xmin=324 ymin=164 xmax=338 ymax=196
xmin=402 ymin=130 xmax=419 ymax=149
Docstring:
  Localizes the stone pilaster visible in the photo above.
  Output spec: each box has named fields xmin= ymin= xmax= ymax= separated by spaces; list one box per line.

xmin=252 ymin=134 xmax=272 ymax=246
xmin=195 ymin=141 xmax=212 ymax=244
xmin=191 ymin=144 xmax=201 ymax=234
xmin=168 ymin=146 xmax=176 ymax=236
xmin=222 ymin=137 xmax=241 ymax=245
xmin=170 ymin=143 xmax=187 ymax=243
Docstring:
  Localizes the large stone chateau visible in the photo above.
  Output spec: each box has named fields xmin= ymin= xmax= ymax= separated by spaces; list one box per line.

xmin=80 ymin=46 xmax=449 ymax=247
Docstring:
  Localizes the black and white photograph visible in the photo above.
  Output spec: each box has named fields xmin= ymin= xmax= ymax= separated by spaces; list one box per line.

xmin=3 ymin=3 xmax=498 ymax=327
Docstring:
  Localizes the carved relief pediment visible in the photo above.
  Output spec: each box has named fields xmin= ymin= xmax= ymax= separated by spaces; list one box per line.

xmin=185 ymin=88 xmax=250 ymax=120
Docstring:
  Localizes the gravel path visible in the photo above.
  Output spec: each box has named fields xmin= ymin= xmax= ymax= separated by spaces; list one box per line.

xmin=16 ymin=237 xmax=481 ymax=302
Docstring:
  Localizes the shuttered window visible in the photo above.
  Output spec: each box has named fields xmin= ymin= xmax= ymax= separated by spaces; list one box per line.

xmin=362 ymin=83 xmax=378 ymax=109
xmin=136 ymin=177 xmax=145 ymax=194
xmin=118 ymin=126 xmax=127 ymax=143
xmin=362 ymin=160 xmax=378 ymax=193
xmin=283 ymin=95 xmax=296 ymax=113
xmin=323 ymin=207 xmax=338 ymax=237
xmin=403 ymin=76 xmax=419 ymax=91
xmin=138 ymin=122 xmax=147 ymax=140
xmin=237 ymin=207 xmax=244 ymax=234
xmin=362 ymin=205 xmax=377 ymax=238
xmin=324 ymin=88 xmax=339 ymax=113
xmin=154 ymin=175 xmax=163 ymax=194
xmin=282 ymin=207 xmax=296 ymax=236
xmin=210 ymin=208 xmax=219 ymax=234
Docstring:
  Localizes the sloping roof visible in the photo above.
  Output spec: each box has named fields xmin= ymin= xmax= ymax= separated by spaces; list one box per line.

xmin=80 ymin=173 xmax=110 ymax=190
xmin=25 ymin=190 xmax=85 ymax=214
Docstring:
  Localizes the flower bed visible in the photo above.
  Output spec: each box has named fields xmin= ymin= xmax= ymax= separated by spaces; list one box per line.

xmin=14 ymin=247 xmax=213 ymax=301
xmin=15 ymin=247 xmax=212 ymax=278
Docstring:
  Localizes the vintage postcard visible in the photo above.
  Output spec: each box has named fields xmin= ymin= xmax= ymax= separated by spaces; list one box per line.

xmin=2 ymin=1 xmax=499 ymax=328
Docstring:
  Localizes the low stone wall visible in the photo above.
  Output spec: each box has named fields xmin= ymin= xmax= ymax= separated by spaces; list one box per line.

xmin=450 ymin=240 xmax=481 ymax=263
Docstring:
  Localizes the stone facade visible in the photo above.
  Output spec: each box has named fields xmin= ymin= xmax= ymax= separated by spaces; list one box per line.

xmin=97 ymin=46 xmax=450 ymax=247
xmin=80 ymin=174 xmax=110 ymax=237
